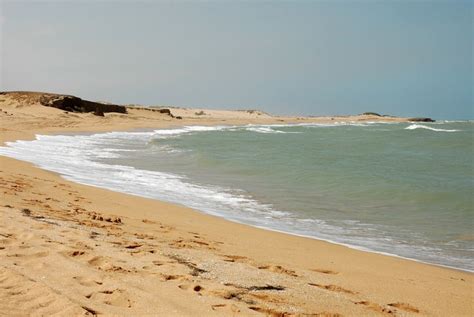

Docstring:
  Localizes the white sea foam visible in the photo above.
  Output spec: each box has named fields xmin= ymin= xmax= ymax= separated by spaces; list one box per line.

xmin=0 ymin=133 xmax=293 ymax=228
xmin=149 ymin=124 xmax=306 ymax=138
xmin=147 ymin=122 xmax=399 ymax=139
xmin=245 ymin=127 xmax=286 ymax=134
xmin=294 ymin=121 xmax=393 ymax=128
xmin=405 ymin=124 xmax=459 ymax=132
xmin=439 ymin=120 xmax=472 ymax=123
xmin=152 ymin=125 xmax=231 ymax=138
xmin=243 ymin=122 xmax=388 ymax=132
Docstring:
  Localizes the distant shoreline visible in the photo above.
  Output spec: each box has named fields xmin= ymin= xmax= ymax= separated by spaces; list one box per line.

xmin=0 ymin=91 xmax=435 ymax=126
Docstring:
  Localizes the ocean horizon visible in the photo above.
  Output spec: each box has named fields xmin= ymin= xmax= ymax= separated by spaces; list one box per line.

xmin=1 ymin=120 xmax=472 ymax=272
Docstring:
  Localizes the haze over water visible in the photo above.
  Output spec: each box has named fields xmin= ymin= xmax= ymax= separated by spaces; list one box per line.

xmin=1 ymin=121 xmax=472 ymax=271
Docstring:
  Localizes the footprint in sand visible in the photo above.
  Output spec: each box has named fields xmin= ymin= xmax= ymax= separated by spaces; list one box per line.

xmin=85 ymin=288 xmax=133 ymax=308
xmin=257 ymin=264 xmax=298 ymax=277
xmin=73 ymin=276 xmax=103 ymax=287
xmin=211 ymin=303 xmax=241 ymax=313
xmin=160 ymin=274 xmax=189 ymax=282
xmin=178 ymin=283 xmax=204 ymax=293
xmin=141 ymin=219 xmax=174 ymax=233
xmin=170 ymin=238 xmax=216 ymax=250
xmin=210 ymin=283 xmax=288 ymax=309
xmin=248 ymin=306 xmax=297 ymax=316
xmin=87 ymin=256 xmax=134 ymax=273
xmin=355 ymin=300 xmax=396 ymax=315
xmin=73 ymin=241 xmax=94 ymax=250
xmin=141 ymin=219 xmax=157 ymax=225
xmin=311 ymin=268 xmax=339 ymax=275
xmin=221 ymin=254 xmax=249 ymax=263
xmin=388 ymin=302 xmax=420 ymax=313
xmin=133 ymin=232 xmax=156 ymax=240
xmin=308 ymin=283 xmax=356 ymax=295
xmin=68 ymin=250 xmax=87 ymax=257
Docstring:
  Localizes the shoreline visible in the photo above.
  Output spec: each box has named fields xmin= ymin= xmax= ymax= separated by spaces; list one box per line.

xmin=3 ymin=125 xmax=472 ymax=275
xmin=0 ymin=94 xmax=472 ymax=316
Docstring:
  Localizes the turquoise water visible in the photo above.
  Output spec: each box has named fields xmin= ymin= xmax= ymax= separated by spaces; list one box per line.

xmin=0 ymin=121 xmax=472 ymax=270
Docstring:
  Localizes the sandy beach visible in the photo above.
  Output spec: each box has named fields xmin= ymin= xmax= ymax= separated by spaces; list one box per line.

xmin=0 ymin=92 xmax=472 ymax=316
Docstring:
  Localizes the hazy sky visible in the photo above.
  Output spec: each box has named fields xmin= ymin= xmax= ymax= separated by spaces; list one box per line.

xmin=1 ymin=1 xmax=472 ymax=119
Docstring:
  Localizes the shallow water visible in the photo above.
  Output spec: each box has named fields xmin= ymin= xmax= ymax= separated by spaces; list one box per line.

xmin=1 ymin=121 xmax=473 ymax=271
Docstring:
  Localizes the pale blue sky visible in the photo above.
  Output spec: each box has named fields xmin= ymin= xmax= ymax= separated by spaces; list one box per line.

xmin=1 ymin=1 xmax=472 ymax=119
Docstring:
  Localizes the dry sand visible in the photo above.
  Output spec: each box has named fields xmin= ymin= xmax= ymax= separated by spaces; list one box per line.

xmin=0 ymin=92 xmax=472 ymax=316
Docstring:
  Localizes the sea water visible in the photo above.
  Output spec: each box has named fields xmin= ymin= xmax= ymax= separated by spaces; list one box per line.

xmin=1 ymin=121 xmax=472 ymax=271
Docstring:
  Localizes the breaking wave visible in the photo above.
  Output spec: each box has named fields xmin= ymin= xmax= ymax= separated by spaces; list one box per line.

xmin=405 ymin=124 xmax=459 ymax=132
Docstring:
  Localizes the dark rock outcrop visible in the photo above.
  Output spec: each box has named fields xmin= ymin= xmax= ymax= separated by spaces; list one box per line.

xmin=362 ymin=112 xmax=382 ymax=116
xmin=408 ymin=117 xmax=435 ymax=122
xmin=125 ymin=106 xmax=179 ymax=118
xmin=39 ymin=95 xmax=127 ymax=116
xmin=157 ymin=108 xmax=173 ymax=115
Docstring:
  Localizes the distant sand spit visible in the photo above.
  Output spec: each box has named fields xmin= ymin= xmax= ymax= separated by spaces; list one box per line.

xmin=0 ymin=92 xmax=471 ymax=316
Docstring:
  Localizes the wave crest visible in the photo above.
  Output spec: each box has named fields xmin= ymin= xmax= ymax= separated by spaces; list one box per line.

xmin=405 ymin=124 xmax=459 ymax=132
xmin=245 ymin=127 xmax=288 ymax=134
